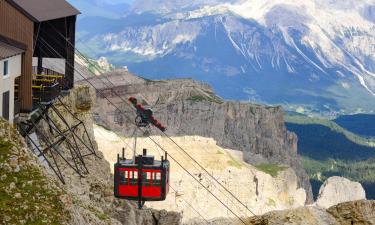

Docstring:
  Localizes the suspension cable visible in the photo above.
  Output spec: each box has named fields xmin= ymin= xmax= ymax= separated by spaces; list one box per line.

xmin=43 ymin=22 xmax=255 ymax=216
xmin=72 ymin=32 xmax=257 ymax=217
xmin=46 ymin=23 xmax=257 ymax=218
xmin=35 ymin=39 xmax=212 ymax=224
xmin=34 ymin=35 xmax=212 ymax=223
xmin=73 ymin=52 xmax=255 ymax=217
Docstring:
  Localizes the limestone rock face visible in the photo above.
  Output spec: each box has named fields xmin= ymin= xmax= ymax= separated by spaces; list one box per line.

xmin=327 ymin=200 xmax=375 ymax=225
xmin=88 ymin=70 xmax=313 ymax=202
xmin=316 ymin=176 xmax=366 ymax=209
xmin=94 ymin=127 xmax=307 ymax=223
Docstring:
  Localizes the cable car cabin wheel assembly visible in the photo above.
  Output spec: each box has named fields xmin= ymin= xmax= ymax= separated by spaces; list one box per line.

xmin=114 ymin=97 xmax=170 ymax=209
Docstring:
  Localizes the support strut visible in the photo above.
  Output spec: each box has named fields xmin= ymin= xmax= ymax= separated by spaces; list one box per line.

xmin=17 ymin=98 xmax=99 ymax=184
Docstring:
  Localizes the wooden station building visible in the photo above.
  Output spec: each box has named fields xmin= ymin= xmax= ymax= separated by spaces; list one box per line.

xmin=0 ymin=0 xmax=79 ymax=119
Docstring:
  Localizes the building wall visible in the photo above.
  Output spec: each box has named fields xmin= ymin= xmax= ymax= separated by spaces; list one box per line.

xmin=0 ymin=0 xmax=34 ymax=112
xmin=0 ymin=54 xmax=22 ymax=123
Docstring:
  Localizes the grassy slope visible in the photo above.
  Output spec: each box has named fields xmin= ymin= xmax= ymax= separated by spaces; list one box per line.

xmin=0 ymin=138 xmax=68 ymax=224
xmin=285 ymin=115 xmax=375 ymax=200
xmin=255 ymin=164 xmax=288 ymax=177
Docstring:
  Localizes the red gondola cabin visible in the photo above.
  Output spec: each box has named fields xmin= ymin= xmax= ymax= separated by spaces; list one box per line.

xmin=114 ymin=149 xmax=170 ymax=207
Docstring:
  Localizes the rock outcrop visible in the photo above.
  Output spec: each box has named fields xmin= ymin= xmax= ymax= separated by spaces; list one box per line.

xmin=316 ymin=176 xmax=366 ymax=209
xmin=327 ymin=200 xmax=375 ymax=225
xmin=87 ymin=70 xmax=313 ymax=202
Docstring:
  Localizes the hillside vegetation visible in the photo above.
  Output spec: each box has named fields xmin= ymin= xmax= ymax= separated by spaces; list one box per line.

xmin=0 ymin=121 xmax=69 ymax=224
xmin=285 ymin=115 xmax=375 ymax=200
xmin=334 ymin=114 xmax=375 ymax=137
xmin=285 ymin=115 xmax=375 ymax=148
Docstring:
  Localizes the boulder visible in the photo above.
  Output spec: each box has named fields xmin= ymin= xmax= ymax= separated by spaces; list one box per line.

xmin=316 ymin=176 xmax=366 ymax=209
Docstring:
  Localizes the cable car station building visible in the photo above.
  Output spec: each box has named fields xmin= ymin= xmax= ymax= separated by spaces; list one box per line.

xmin=0 ymin=0 xmax=79 ymax=121
xmin=0 ymin=0 xmax=99 ymax=185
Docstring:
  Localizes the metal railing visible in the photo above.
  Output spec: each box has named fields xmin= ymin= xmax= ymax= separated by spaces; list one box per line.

xmin=32 ymin=67 xmax=64 ymax=105
xmin=32 ymin=66 xmax=64 ymax=89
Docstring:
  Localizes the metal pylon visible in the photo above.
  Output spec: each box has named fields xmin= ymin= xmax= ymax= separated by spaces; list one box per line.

xmin=18 ymin=98 xmax=100 ymax=184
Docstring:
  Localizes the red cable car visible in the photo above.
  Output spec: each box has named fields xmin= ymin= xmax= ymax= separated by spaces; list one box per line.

xmin=114 ymin=149 xmax=170 ymax=209
xmin=114 ymin=97 xmax=169 ymax=209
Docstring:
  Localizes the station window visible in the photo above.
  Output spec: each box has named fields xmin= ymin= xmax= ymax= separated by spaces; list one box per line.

xmin=3 ymin=60 xmax=9 ymax=77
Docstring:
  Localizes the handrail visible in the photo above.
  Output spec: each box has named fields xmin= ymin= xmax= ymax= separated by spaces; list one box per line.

xmin=33 ymin=78 xmax=57 ymax=83
xmin=32 ymin=85 xmax=43 ymax=89
xmin=34 ymin=74 xmax=64 ymax=79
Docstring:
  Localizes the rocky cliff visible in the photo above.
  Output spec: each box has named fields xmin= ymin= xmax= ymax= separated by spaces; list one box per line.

xmin=85 ymin=69 xmax=313 ymax=202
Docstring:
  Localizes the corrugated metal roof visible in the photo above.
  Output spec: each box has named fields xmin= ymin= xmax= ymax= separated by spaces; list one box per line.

xmin=0 ymin=41 xmax=24 ymax=60
xmin=11 ymin=0 xmax=80 ymax=22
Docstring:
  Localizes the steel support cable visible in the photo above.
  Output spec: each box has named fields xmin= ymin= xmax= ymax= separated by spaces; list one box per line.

xmin=46 ymin=24 xmax=256 ymax=219
xmin=34 ymin=35 xmax=211 ymax=224
xmin=42 ymin=24 xmax=253 ymax=219
xmin=35 ymin=39 xmax=211 ymax=225
xmin=70 ymin=36 xmax=257 ymax=218
xmin=72 ymin=52 xmax=253 ymax=218
xmin=168 ymin=184 xmax=210 ymax=224
xmin=35 ymin=37 xmax=245 ymax=224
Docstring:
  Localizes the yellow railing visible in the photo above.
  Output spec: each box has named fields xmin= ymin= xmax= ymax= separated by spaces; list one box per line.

xmin=34 ymin=74 xmax=64 ymax=79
